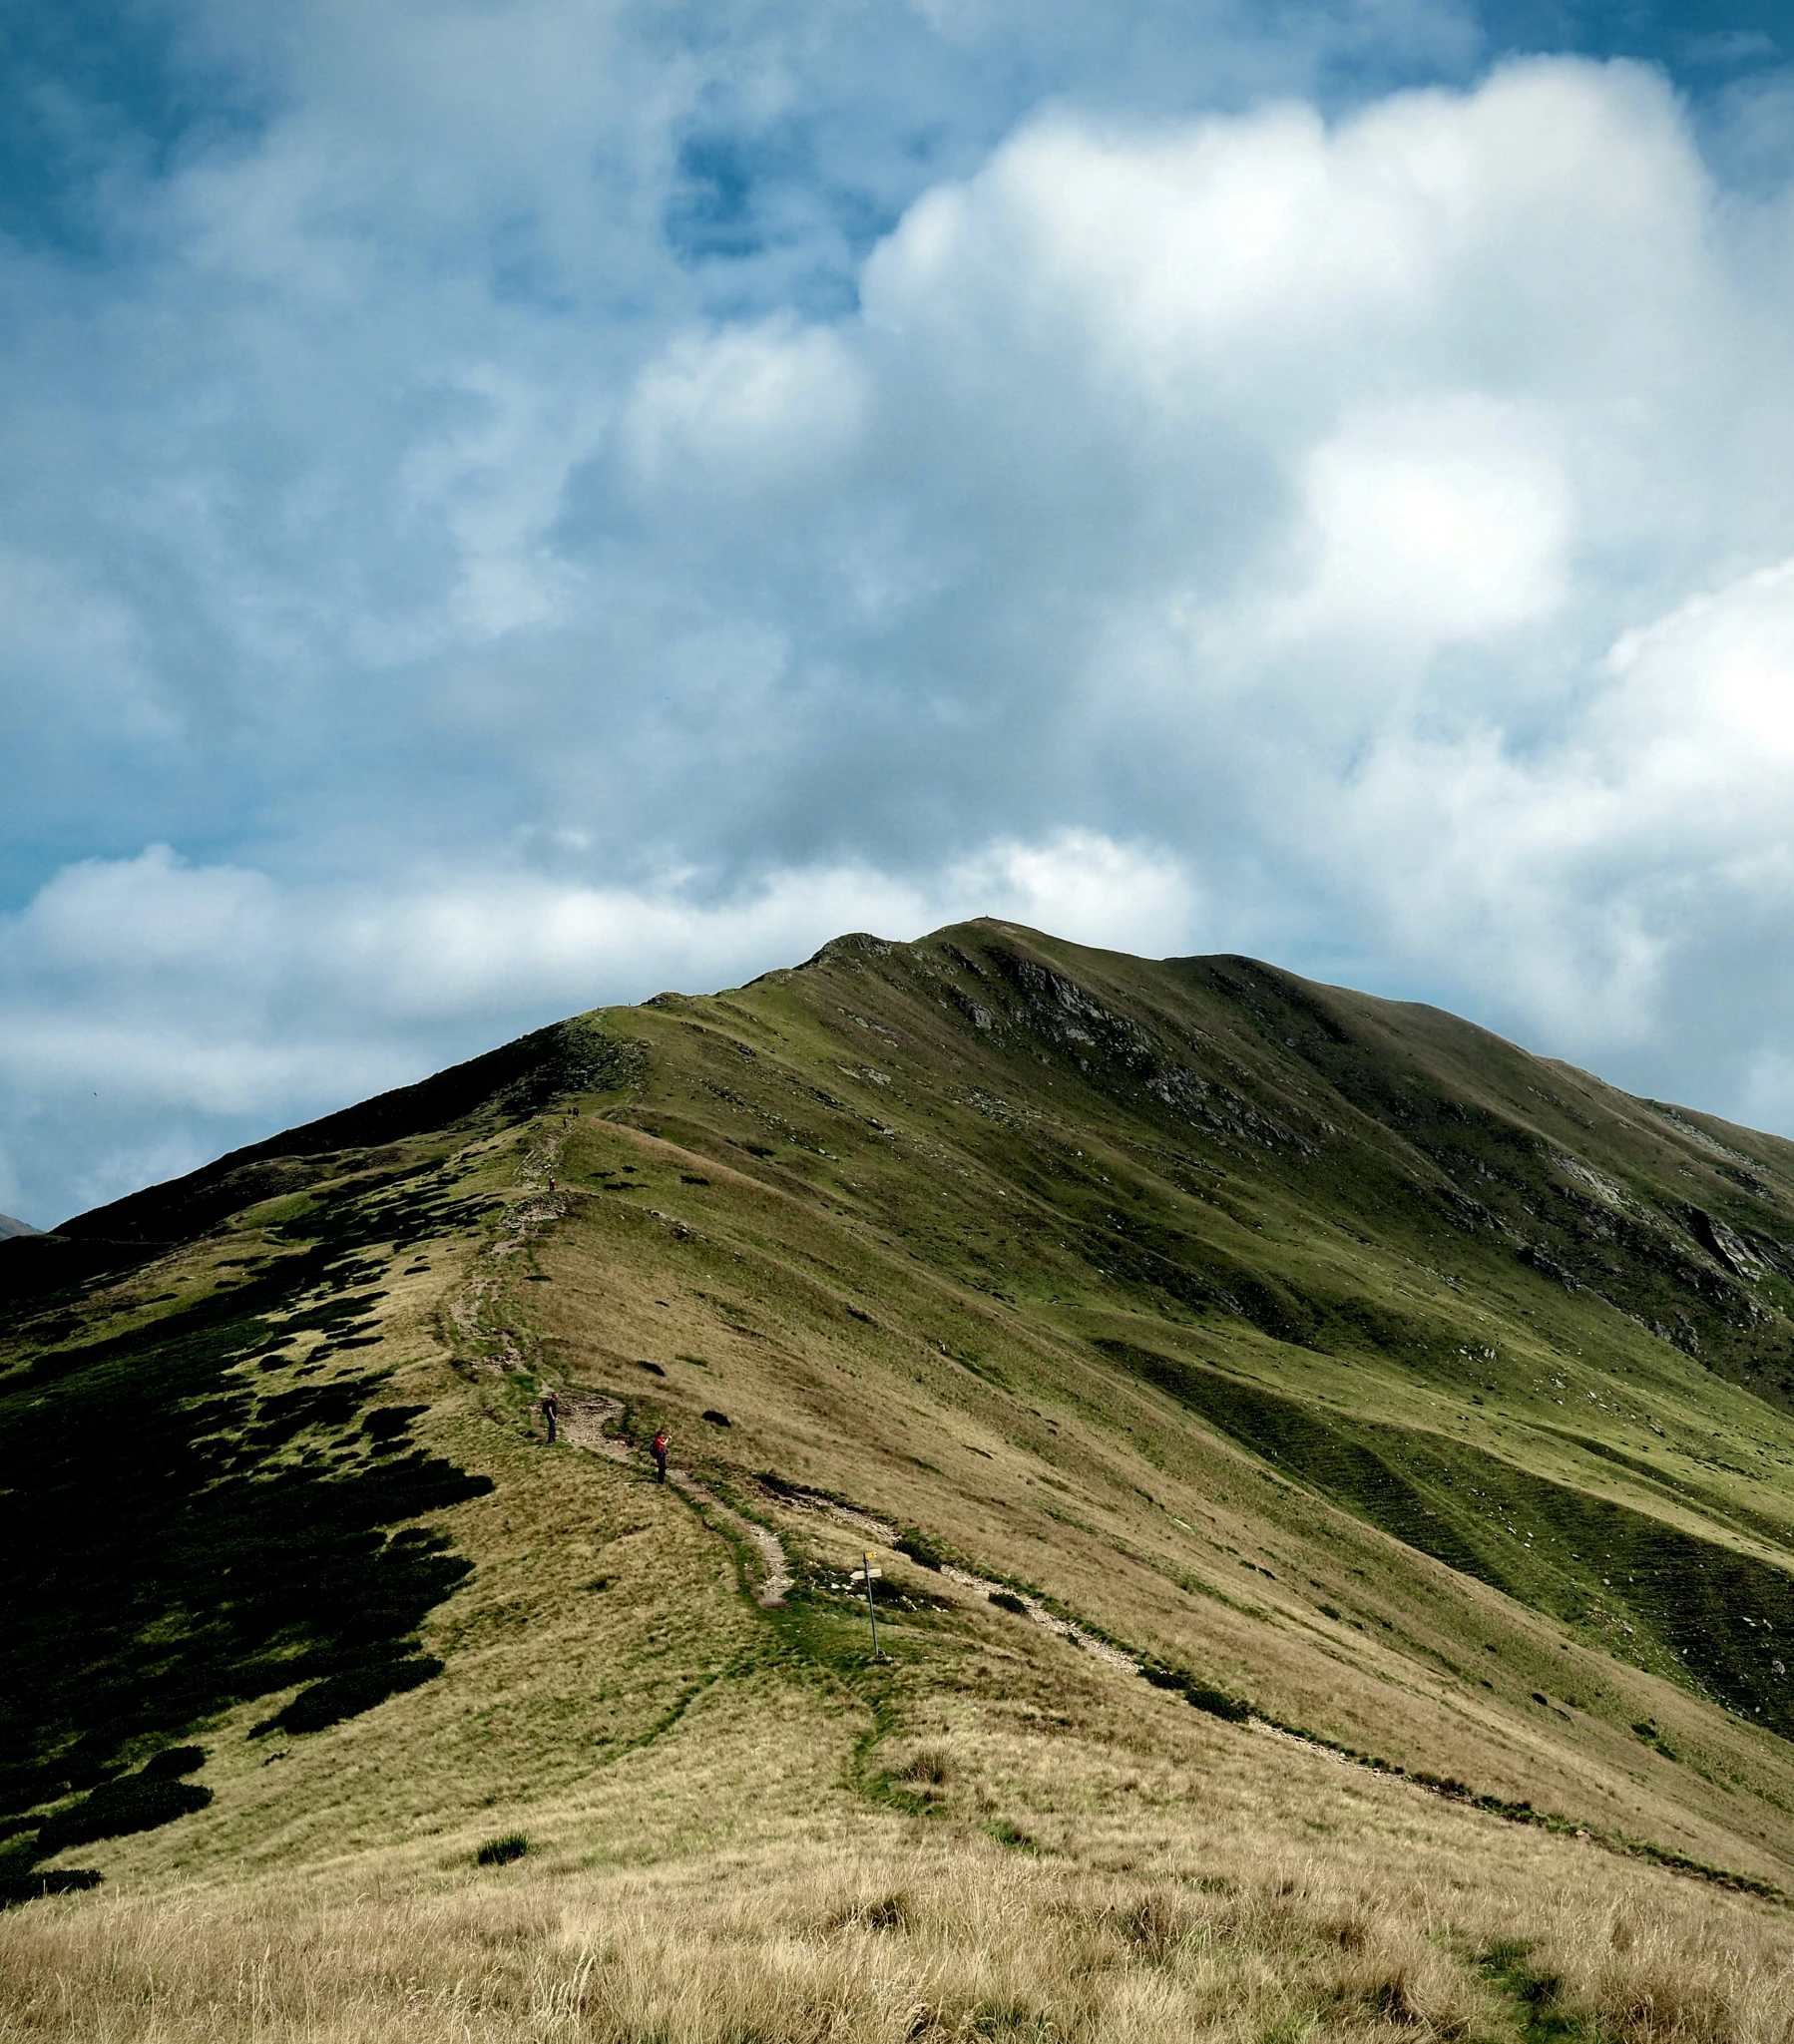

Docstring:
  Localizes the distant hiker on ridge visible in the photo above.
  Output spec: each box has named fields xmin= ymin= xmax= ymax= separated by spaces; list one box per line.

xmin=540 ymin=1387 xmax=559 ymax=1444
xmin=652 ymin=1429 xmax=670 ymax=1483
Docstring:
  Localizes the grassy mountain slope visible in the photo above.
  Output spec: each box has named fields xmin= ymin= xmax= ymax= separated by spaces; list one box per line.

xmin=6 ymin=920 xmax=1794 ymax=2040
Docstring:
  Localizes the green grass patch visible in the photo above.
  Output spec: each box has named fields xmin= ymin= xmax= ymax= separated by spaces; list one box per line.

xmin=1102 ymin=1336 xmax=1794 ymax=1733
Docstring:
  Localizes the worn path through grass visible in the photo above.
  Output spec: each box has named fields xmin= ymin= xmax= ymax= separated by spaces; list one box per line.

xmin=12 ymin=923 xmax=1794 ymax=2034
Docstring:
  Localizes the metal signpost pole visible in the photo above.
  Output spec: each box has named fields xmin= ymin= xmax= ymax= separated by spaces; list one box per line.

xmin=855 ymin=1550 xmax=886 ymax=1661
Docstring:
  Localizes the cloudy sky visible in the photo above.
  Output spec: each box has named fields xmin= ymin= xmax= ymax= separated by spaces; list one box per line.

xmin=3 ymin=0 xmax=1793 ymax=1226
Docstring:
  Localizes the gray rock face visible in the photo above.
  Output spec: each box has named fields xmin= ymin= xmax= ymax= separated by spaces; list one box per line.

xmin=0 ymin=1212 xmax=42 ymax=1240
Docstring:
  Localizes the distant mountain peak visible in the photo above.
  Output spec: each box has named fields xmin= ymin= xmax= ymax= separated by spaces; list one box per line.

xmin=0 ymin=1212 xmax=41 ymax=1240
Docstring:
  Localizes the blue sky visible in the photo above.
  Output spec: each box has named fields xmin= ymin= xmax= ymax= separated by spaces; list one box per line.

xmin=1 ymin=0 xmax=1792 ymax=1225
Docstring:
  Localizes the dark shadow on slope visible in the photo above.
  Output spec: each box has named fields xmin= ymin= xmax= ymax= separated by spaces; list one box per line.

xmin=0 ymin=1233 xmax=153 ymax=1311
xmin=0 ymin=1159 xmax=494 ymax=1865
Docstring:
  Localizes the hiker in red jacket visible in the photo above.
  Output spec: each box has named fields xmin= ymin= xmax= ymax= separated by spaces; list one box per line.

xmin=652 ymin=1429 xmax=670 ymax=1483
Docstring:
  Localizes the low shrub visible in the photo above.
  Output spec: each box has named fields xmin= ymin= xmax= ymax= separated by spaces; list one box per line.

xmin=361 ymin=1406 xmax=424 ymax=1443
xmin=34 ymin=1775 xmax=212 ymax=1856
xmin=1139 ymin=1661 xmax=1251 ymax=1723
xmin=141 ymin=1746 xmax=206 ymax=1781
xmin=895 ymin=1531 xmax=945 ymax=1571
xmin=475 ymin=1834 xmax=528 ymax=1866
xmin=1184 ymin=1684 xmax=1251 ymax=1724
xmin=0 ymin=1765 xmax=67 ymax=1818
xmin=255 ymin=1656 xmax=443 ymax=1738
xmin=897 ymin=1748 xmax=953 ymax=1787
xmin=0 ymin=1865 xmax=101 ymax=1908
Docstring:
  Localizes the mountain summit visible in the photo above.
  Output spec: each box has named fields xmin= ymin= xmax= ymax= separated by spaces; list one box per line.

xmin=6 ymin=921 xmax=1794 ymax=2035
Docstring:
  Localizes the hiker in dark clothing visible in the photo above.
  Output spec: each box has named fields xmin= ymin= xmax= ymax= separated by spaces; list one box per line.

xmin=652 ymin=1429 xmax=670 ymax=1482
xmin=540 ymin=1388 xmax=559 ymax=1444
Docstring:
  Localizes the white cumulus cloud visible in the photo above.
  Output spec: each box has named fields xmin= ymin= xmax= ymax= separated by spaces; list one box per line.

xmin=6 ymin=20 xmax=1794 ymax=1221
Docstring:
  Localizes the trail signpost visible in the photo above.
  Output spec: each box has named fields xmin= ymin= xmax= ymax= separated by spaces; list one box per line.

xmin=851 ymin=1552 xmax=887 ymax=1661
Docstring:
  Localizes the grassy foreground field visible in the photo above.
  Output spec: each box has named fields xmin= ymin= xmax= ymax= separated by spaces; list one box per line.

xmin=7 ymin=921 xmax=1794 ymax=2039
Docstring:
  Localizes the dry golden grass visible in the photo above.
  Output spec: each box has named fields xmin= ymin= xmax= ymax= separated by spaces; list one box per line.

xmin=6 ymin=1824 xmax=1794 ymax=2044
xmin=526 ymin=1109 xmax=1794 ymax=1889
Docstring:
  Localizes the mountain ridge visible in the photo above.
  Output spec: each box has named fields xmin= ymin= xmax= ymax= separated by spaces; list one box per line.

xmin=7 ymin=919 xmax=1794 ymax=2036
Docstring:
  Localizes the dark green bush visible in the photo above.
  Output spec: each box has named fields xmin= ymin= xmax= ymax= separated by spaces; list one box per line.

xmin=35 ymin=1775 xmax=212 ymax=1856
xmin=1139 ymin=1662 xmax=1251 ymax=1723
xmin=141 ymin=1746 xmax=206 ymax=1780
xmin=989 ymin=1590 xmax=1029 ymax=1616
xmin=476 ymin=1833 xmax=528 ymax=1866
xmin=361 ymin=1406 xmax=425 ymax=1442
xmin=0 ymin=1866 xmax=102 ymax=1908
xmin=257 ymin=1656 xmax=443 ymax=1737
xmin=1185 ymin=1684 xmax=1251 ymax=1724
xmin=0 ymin=1765 xmax=66 ymax=1817
xmin=895 ymin=1532 xmax=944 ymax=1571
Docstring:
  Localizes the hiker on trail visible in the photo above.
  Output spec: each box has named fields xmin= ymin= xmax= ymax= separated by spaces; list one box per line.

xmin=652 ymin=1429 xmax=670 ymax=1483
xmin=540 ymin=1388 xmax=559 ymax=1444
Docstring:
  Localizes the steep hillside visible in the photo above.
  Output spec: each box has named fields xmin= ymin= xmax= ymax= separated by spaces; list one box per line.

xmin=6 ymin=921 xmax=1794 ymax=2040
